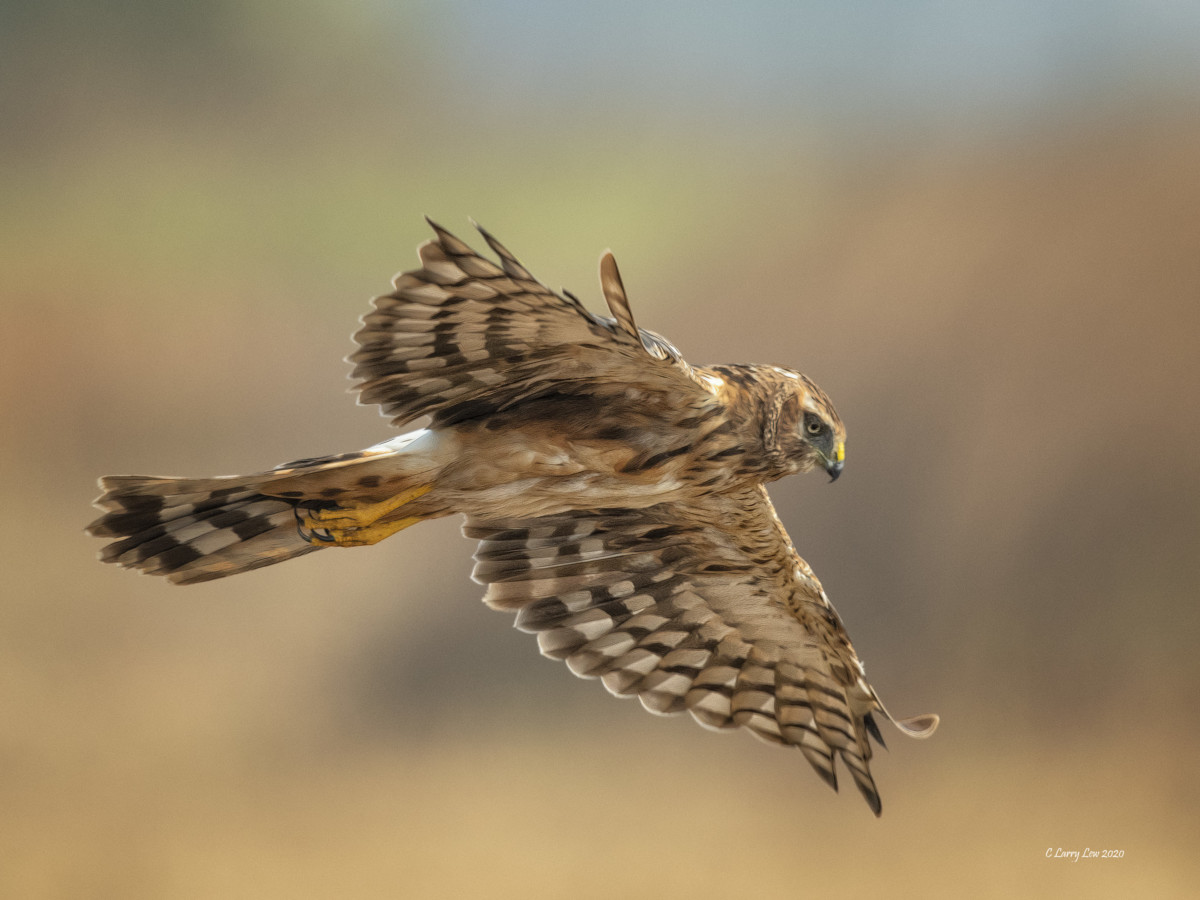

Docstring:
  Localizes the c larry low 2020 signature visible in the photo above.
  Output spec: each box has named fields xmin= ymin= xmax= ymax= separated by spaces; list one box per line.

xmin=1045 ymin=847 xmax=1125 ymax=861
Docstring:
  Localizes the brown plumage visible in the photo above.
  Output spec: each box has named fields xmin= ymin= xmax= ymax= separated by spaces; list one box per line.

xmin=88 ymin=219 xmax=937 ymax=815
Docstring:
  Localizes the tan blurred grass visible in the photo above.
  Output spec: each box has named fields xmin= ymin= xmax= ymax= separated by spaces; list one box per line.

xmin=2 ymin=705 xmax=1193 ymax=897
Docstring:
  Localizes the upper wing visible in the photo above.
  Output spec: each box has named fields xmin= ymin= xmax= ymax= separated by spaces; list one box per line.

xmin=465 ymin=484 xmax=938 ymax=816
xmin=351 ymin=220 xmax=703 ymax=428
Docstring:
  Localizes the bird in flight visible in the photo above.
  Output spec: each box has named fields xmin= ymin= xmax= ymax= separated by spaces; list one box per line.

xmin=88 ymin=220 xmax=937 ymax=814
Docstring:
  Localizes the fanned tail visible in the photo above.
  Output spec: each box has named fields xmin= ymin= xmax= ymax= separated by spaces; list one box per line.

xmin=87 ymin=430 xmax=448 ymax=584
xmin=87 ymin=473 xmax=319 ymax=584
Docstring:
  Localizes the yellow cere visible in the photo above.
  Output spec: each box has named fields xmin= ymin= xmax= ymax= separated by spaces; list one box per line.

xmin=835 ymin=442 xmax=845 ymax=463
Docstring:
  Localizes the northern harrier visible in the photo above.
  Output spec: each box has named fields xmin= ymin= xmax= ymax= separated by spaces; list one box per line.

xmin=88 ymin=220 xmax=937 ymax=814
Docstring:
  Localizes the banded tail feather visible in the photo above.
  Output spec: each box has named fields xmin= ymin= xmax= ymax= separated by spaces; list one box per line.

xmin=88 ymin=430 xmax=445 ymax=584
xmin=87 ymin=474 xmax=319 ymax=584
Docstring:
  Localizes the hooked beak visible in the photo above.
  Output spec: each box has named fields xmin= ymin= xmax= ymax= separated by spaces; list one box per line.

xmin=824 ymin=442 xmax=845 ymax=482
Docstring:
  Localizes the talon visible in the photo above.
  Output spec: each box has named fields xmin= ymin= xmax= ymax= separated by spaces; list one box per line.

xmin=294 ymin=508 xmax=337 ymax=543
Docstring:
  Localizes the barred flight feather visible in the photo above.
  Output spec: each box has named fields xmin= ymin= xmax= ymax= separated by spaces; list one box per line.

xmin=350 ymin=220 xmax=700 ymax=429
xmin=466 ymin=484 xmax=918 ymax=816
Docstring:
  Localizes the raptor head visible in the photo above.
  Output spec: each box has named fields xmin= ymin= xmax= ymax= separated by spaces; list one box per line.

xmin=767 ymin=367 xmax=846 ymax=481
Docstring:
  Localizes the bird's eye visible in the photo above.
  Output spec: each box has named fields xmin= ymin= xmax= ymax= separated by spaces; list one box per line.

xmin=804 ymin=415 xmax=825 ymax=436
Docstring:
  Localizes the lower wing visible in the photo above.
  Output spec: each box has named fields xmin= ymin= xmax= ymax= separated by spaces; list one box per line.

xmin=465 ymin=483 xmax=937 ymax=816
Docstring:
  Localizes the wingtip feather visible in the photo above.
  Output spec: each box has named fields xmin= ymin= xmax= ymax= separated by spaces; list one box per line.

xmin=472 ymin=220 xmax=536 ymax=280
xmin=423 ymin=218 xmax=473 ymax=255
xmin=599 ymin=250 xmax=639 ymax=338
xmin=894 ymin=712 xmax=940 ymax=738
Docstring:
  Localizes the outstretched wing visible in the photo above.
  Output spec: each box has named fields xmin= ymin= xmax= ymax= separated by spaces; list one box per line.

xmin=351 ymin=220 xmax=702 ymax=428
xmin=465 ymin=484 xmax=938 ymax=816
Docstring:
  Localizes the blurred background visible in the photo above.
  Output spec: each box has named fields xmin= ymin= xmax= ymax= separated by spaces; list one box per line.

xmin=3 ymin=1 xmax=1199 ymax=896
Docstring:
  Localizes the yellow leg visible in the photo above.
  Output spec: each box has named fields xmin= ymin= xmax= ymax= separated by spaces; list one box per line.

xmin=297 ymin=484 xmax=432 ymax=547
xmin=307 ymin=515 xmax=424 ymax=547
